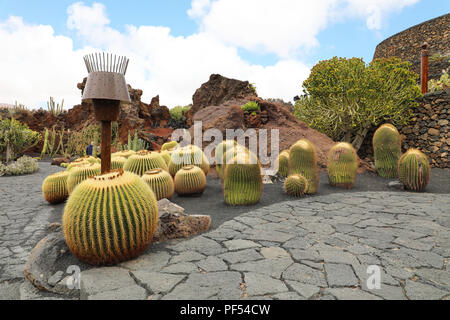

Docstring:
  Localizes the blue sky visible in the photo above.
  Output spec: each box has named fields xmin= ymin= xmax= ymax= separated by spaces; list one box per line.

xmin=0 ymin=0 xmax=448 ymax=108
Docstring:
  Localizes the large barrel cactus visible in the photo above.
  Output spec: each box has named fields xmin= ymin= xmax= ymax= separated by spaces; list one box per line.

xmin=159 ymin=150 xmax=172 ymax=165
xmin=215 ymin=140 xmax=237 ymax=179
xmin=284 ymin=174 xmax=308 ymax=197
xmin=67 ymin=163 xmax=101 ymax=194
xmin=111 ymin=156 xmax=127 ymax=170
xmin=169 ymin=145 xmax=209 ymax=177
xmin=63 ymin=170 xmax=159 ymax=266
xmin=276 ymin=150 xmax=290 ymax=177
xmin=124 ymin=151 xmax=168 ymax=176
xmin=289 ymin=139 xmax=319 ymax=194
xmin=373 ymin=124 xmax=402 ymax=179
xmin=327 ymin=142 xmax=358 ymax=189
xmin=398 ymin=149 xmax=430 ymax=192
xmin=223 ymin=153 xmax=262 ymax=206
xmin=42 ymin=171 xmax=69 ymax=204
xmin=174 ymin=165 xmax=207 ymax=196
xmin=161 ymin=141 xmax=179 ymax=151
xmin=220 ymin=144 xmax=254 ymax=181
xmin=142 ymin=169 xmax=175 ymax=200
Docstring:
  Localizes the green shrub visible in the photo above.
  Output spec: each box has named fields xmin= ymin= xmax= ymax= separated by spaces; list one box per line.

xmin=65 ymin=124 xmax=100 ymax=157
xmin=0 ymin=118 xmax=41 ymax=163
xmin=170 ymin=106 xmax=191 ymax=122
xmin=241 ymin=101 xmax=260 ymax=112
xmin=428 ymin=72 xmax=450 ymax=92
xmin=0 ymin=156 xmax=39 ymax=176
xmin=294 ymin=57 xmax=422 ymax=151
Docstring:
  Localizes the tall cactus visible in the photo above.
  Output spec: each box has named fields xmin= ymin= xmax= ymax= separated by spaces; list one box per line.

xmin=174 ymin=165 xmax=207 ymax=196
xmin=289 ymin=139 xmax=319 ymax=194
xmin=327 ymin=142 xmax=358 ymax=189
xmin=398 ymin=149 xmax=430 ymax=192
xmin=223 ymin=153 xmax=262 ymax=206
xmin=143 ymin=169 xmax=175 ymax=200
xmin=42 ymin=171 xmax=69 ymax=204
xmin=63 ymin=170 xmax=159 ymax=266
xmin=67 ymin=163 xmax=101 ymax=194
xmin=284 ymin=174 xmax=308 ymax=197
xmin=124 ymin=151 xmax=168 ymax=176
xmin=373 ymin=124 xmax=402 ymax=178
xmin=276 ymin=150 xmax=290 ymax=177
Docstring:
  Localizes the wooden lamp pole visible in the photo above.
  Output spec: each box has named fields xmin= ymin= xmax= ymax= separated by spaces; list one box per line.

xmin=421 ymin=42 xmax=429 ymax=94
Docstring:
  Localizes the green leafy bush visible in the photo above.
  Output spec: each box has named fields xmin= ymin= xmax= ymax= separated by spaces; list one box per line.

xmin=0 ymin=156 xmax=39 ymax=176
xmin=241 ymin=101 xmax=260 ymax=112
xmin=294 ymin=57 xmax=422 ymax=151
xmin=0 ymin=118 xmax=41 ymax=163
xmin=170 ymin=106 xmax=191 ymax=122
xmin=428 ymin=72 xmax=450 ymax=92
xmin=65 ymin=124 xmax=100 ymax=157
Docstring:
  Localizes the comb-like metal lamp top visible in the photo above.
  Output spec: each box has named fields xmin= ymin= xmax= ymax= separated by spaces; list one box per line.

xmin=82 ymin=53 xmax=131 ymax=103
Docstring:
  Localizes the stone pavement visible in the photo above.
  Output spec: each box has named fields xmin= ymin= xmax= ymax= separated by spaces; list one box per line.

xmin=1 ymin=163 xmax=449 ymax=300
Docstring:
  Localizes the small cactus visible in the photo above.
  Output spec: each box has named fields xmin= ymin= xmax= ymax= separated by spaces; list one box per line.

xmin=169 ymin=145 xmax=209 ymax=177
xmin=284 ymin=174 xmax=308 ymax=197
xmin=174 ymin=165 xmax=207 ymax=196
xmin=63 ymin=170 xmax=159 ymax=266
xmin=111 ymin=156 xmax=127 ymax=170
xmin=398 ymin=149 xmax=430 ymax=192
xmin=276 ymin=150 xmax=290 ymax=177
xmin=289 ymin=139 xmax=319 ymax=194
xmin=143 ymin=169 xmax=175 ymax=200
xmin=67 ymin=163 xmax=101 ymax=194
xmin=161 ymin=141 xmax=179 ymax=151
xmin=373 ymin=124 xmax=402 ymax=178
xmin=223 ymin=153 xmax=262 ymax=206
xmin=124 ymin=151 xmax=168 ymax=177
xmin=327 ymin=142 xmax=358 ymax=189
xmin=42 ymin=171 xmax=69 ymax=204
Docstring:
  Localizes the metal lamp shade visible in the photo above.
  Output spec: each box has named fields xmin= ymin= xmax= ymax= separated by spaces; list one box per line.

xmin=82 ymin=72 xmax=131 ymax=104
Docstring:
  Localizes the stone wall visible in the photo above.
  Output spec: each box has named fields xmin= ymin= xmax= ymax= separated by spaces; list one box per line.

xmin=373 ymin=13 xmax=450 ymax=79
xmin=359 ymin=91 xmax=450 ymax=168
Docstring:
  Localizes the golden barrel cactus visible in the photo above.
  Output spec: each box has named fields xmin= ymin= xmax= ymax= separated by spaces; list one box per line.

xmin=276 ymin=150 xmax=290 ymax=177
xmin=112 ymin=150 xmax=136 ymax=159
xmin=284 ymin=174 xmax=308 ymax=197
xmin=42 ymin=171 xmax=69 ymax=204
xmin=174 ymin=165 xmax=207 ymax=196
xmin=124 ymin=151 xmax=168 ymax=176
xmin=373 ymin=124 xmax=402 ymax=178
xmin=63 ymin=170 xmax=159 ymax=266
xmin=169 ymin=145 xmax=209 ymax=177
xmin=111 ymin=156 xmax=127 ymax=170
xmin=289 ymin=139 xmax=319 ymax=194
xmin=327 ymin=142 xmax=358 ymax=189
xmin=143 ymin=169 xmax=175 ymax=200
xmin=161 ymin=141 xmax=179 ymax=151
xmin=398 ymin=149 xmax=430 ymax=192
xmin=67 ymin=163 xmax=101 ymax=194
xmin=215 ymin=140 xmax=237 ymax=179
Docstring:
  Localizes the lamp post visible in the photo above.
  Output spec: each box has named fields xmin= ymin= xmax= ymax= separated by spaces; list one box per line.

xmin=421 ymin=42 xmax=429 ymax=94
xmin=82 ymin=53 xmax=131 ymax=174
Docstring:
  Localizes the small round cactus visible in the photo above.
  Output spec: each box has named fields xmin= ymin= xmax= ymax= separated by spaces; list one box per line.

xmin=373 ymin=124 xmax=402 ymax=179
xmin=169 ymin=145 xmax=209 ymax=177
xmin=124 ymin=151 xmax=168 ymax=177
xmin=398 ymin=149 xmax=430 ymax=192
xmin=276 ymin=150 xmax=290 ymax=177
xmin=327 ymin=142 xmax=358 ymax=189
xmin=161 ymin=141 xmax=179 ymax=151
xmin=174 ymin=165 xmax=207 ymax=196
xmin=42 ymin=171 xmax=69 ymax=204
xmin=289 ymin=139 xmax=319 ymax=195
xmin=111 ymin=156 xmax=127 ymax=170
xmin=67 ymin=163 xmax=101 ymax=194
xmin=63 ymin=170 xmax=159 ymax=266
xmin=284 ymin=174 xmax=308 ymax=197
xmin=142 ymin=169 xmax=175 ymax=200
xmin=223 ymin=153 xmax=262 ymax=206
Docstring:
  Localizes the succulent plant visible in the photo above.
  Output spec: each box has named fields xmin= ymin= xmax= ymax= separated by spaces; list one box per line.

xmin=124 ymin=151 xmax=168 ymax=177
xmin=67 ymin=163 xmax=101 ymax=194
xmin=111 ymin=156 xmax=127 ymax=170
xmin=161 ymin=141 xmax=179 ymax=151
xmin=63 ymin=170 xmax=159 ymax=266
xmin=42 ymin=171 xmax=69 ymax=204
xmin=276 ymin=150 xmax=290 ymax=177
xmin=215 ymin=140 xmax=238 ymax=178
xmin=112 ymin=150 xmax=136 ymax=159
xmin=327 ymin=142 xmax=358 ymax=189
xmin=169 ymin=145 xmax=209 ymax=177
xmin=174 ymin=165 xmax=207 ymax=196
xmin=223 ymin=153 xmax=262 ymax=206
xmin=373 ymin=124 xmax=402 ymax=178
xmin=220 ymin=144 xmax=254 ymax=181
xmin=398 ymin=149 xmax=430 ymax=192
xmin=159 ymin=150 xmax=172 ymax=165
xmin=143 ymin=168 xmax=175 ymax=200
xmin=284 ymin=174 xmax=308 ymax=197
xmin=289 ymin=139 xmax=319 ymax=194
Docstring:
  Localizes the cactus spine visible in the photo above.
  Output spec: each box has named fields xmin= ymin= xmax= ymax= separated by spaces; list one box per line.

xmin=67 ymin=163 xmax=101 ymax=194
xmin=284 ymin=174 xmax=308 ymax=197
xmin=373 ymin=124 xmax=402 ymax=178
xmin=174 ymin=165 xmax=207 ymax=196
xmin=63 ymin=170 xmax=159 ymax=266
xmin=169 ymin=145 xmax=209 ymax=177
xmin=124 ymin=151 xmax=168 ymax=177
xmin=327 ymin=142 xmax=358 ymax=189
xmin=143 ymin=169 xmax=175 ymax=200
xmin=398 ymin=149 xmax=430 ymax=192
xmin=161 ymin=141 xmax=179 ymax=151
xmin=289 ymin=139 xmax=319 ymax=194
xmin=223 ymin=153 xmax=262 ymax=206
xmin=42 ymin=171 xmax=69 ymax=204
xmin=277 ymin=150 xmax=290 ymax=177
xmin=111 ymin=156 xmax=127 ymax=170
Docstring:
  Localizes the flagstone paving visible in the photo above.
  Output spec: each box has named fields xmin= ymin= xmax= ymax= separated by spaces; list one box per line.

xmin=0 ymin=162 xmax=449 ymax=300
